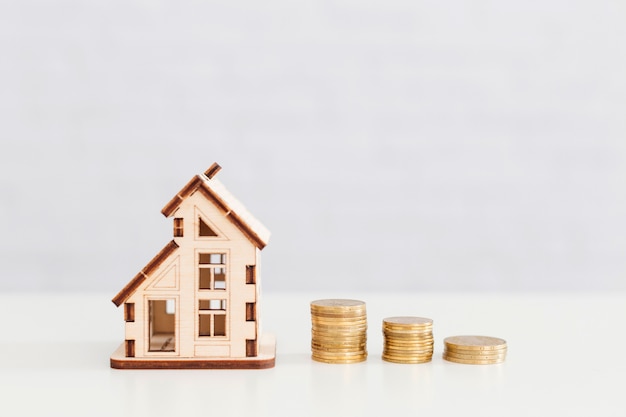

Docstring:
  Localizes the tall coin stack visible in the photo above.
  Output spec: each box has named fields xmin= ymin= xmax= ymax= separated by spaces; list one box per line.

xmin=310 ymin=299 xmax=367 ymax=364
xmin=382 ymin=317 xmax=434 ymax=364
xmin=443 ymin=335 xmax=507 ymax=364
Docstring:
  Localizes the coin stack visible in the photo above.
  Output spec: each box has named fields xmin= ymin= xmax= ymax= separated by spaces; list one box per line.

xmin=382 ymin=317 xmax=434 ymax=364
xmin=443 ymin=335 xmax=507 ymax=364
xmin=310 ymin=299 xmax=367 ymax=364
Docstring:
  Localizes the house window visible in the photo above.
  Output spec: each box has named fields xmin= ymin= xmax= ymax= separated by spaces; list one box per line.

xmin=173 ymin=218 xmax=184 ymax=237
xmin=148 ymin=299 xmax=176 ymax=352
xmin=199 ymin=299 xmax=227 ymax=337
xmin=198 ymin=217 xmax=218 ymax=237
xmin=198 ymin=253 xmax=227 ymax=290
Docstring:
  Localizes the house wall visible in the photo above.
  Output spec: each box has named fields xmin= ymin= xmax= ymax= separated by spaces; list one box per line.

xmin=123 ymin=189 xmax=260 ymax=359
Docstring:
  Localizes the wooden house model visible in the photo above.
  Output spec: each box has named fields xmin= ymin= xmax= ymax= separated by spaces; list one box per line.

xmin=110 ymin=163 xmax=275 ymax=369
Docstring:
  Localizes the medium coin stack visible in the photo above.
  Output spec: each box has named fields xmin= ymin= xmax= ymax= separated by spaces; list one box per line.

xmin=443 ymin=335 xmax=507 ymax=364
xmin=310 ymin=299 xmax=367 ymax=364
xmin=382 ymin=317 xmax=434 ymax=364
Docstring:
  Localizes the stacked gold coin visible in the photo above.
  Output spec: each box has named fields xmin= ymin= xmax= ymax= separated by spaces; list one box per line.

xmin=443 ymin=335 xmax=507 ymax=364
xmin=310 ymin=299 xmax=367 ymax=364
xmin=382 ymin=317 xmax=434 ymax=364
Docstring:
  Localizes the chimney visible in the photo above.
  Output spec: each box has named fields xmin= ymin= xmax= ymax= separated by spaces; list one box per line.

xmin=204 ymin=162 xmax=222 ymax=179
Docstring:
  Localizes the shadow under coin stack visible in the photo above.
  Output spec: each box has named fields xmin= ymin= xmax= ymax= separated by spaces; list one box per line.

xmin=382 ymin=317 xmax=434 ymax=364
xmin=310 ymin=299 xmax=368 ymax=364
xmin=443 ymin=335 xmax=507 ymax=364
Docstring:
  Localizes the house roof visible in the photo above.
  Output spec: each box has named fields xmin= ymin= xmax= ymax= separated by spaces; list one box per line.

xmin=112 ymin=240 xmax=179 ymax=306
xmin=111 ymin=164 xmax=270 ymax=307
xmin=161 ymin=163 xmax=271 ymax=250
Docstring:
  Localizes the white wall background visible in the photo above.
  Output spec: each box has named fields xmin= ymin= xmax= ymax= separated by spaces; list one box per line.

xmin=1 ymin=0 xmax=625 ymax=293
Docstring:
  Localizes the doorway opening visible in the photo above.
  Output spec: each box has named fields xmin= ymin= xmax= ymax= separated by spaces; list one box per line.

xmin=149 ymin=299 xmax=176 ymax=352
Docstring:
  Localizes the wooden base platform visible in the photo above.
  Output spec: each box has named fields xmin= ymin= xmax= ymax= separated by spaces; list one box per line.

xmin=111 ymin=334 xmax=276 ymax=369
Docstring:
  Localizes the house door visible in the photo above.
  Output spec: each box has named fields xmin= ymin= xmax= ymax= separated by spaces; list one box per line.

xmin=148 ymin=299 xmax=176 ymax=352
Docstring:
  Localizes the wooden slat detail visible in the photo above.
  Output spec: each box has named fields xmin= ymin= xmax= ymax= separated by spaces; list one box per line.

xmin=124 ymin=303 xmax=135 ymax=322
xmin=161 ymin=176 xmax=203 ymax=217
xmin=246 ymin=265 xmax=256 ymax=284
xmin=246 ymin=302 xmax=256 ymax=322
xmin=112 ymin=240 xmax=180 ymax=306
xmin=204 ymin=162 xmax=222 ymax=179
xmin=246 ymin=339 xmax=258 ymax=357
xmin=125 ymin=340 xmax=135 ymax=358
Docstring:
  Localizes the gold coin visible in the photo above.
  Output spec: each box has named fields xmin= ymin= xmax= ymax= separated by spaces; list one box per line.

xmin=312 ymin=355 xmax=367 ymax=364
xmin=313 ymin=318 xmax=366 ymax=324
xmin=384 ymin=339 xmax=434 ymax=346
xmin=384 ymin=316 xmax=433 ymax=326
xmin=311 ymin=331 xmax=367 ymax=339
xmin=311 ymin=299 xmax=366 ymax=310
xmin=311 ymin=334 xmax=367 ymax=340
xmin=311 ymin=337 xmax=367 ymax=344
xmin=311 ymin=311 xmax=367 ymax=319
xmin=383 ymin=347 xmax=433 ymax=356
xmin=313 ymin=349 xmax=367 ymax=356
xmin=383 ymin=329 xmax=433 ymax=336
xmin=383 ymin=352 xmax=433 ymax=358
xmin=312 ymin=320 xmax=368 ymax=328
xmin=312 ymin=340 xmax=366 ymax=346
xmin=383 ymin=324 xmax=432 ymax=332
xmin=384 ymin=340 xmax=434 ymax=347
xmin=384 ymin=328 xmax=433 ymax=335
xmin=312 ymin=326 xmax=367 ymax=333
xmin=311 ymin=341 xmax=367 ymax=350
xmin=384 ymin=336 xmax=434 ymax=343
xmin=312 ymin=351 xmax=367 ymax=360
xmin=312 ymin=347 xmax=367 ymax=354
xmin=443 ymin=355 xmax=505 ymax=365
xmin=444 ymin=346 xmax=506 ymax=354
xmin=312 ymin=332 xmax=366 ymax=338
xmin=384 ymin=344 xmax=433 ymax=350
xmin=312 ymin=340 xmax=367 ymax=347
xmin=312 ymin=310 xmax=366 ymax=316
xmin=382 ymin=352 xmax=433 ymax=361
xmin=383 ymin=354 xmax=433 ymax=362
xmin=312 ymin=338 xmax=367 ymax=346
xmin=311 ymin=307 xmax=366 ymax=313
xmin=444 ymin=335 xmax=507 ymax=351
xmin=443 ymin=350 xmax=506 ymax=361
xmin=385 ymin=335 xmax=433 ymax=341
xmin=312 ymin=318 xmax=367 ymax=324
xmin=382 ymin=356 xmax=432 ymax=364
xmin=384 ymin=346 xmax=433 ymax=354
xmin=313 ymin=349 xmax=367 ymax=355
xmin=385 ymin=331 xmax=433 ymax=336
xmin=313 ymin=325 xmax=368 ymax=330
xmin=383 ymin=322 xmax=432 ymax=329
xmin=383 ymin=347 xmax=433 ymax=355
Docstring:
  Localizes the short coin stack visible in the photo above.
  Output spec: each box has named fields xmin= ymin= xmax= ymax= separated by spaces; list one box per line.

xmin=310 ymin=299 xmax=367 ymax=364
xmin=443 ymin=335 xmax=507 ymax=364
xmin=382 ymin=317 xmax=434 ymax=364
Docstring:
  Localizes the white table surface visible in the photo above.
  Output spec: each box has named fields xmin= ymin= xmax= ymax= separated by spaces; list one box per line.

xmin=0 ymin=292 xmax=624 ymax=416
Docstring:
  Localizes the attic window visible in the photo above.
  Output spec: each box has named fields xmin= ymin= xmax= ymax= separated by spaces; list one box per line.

xmin=173 ymin=218 xmax=184 ymax=237
xmin=199 ymin=217 xmax=218 ymax=237
xmin=199 ymin=253 xmax=227 ymax=290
